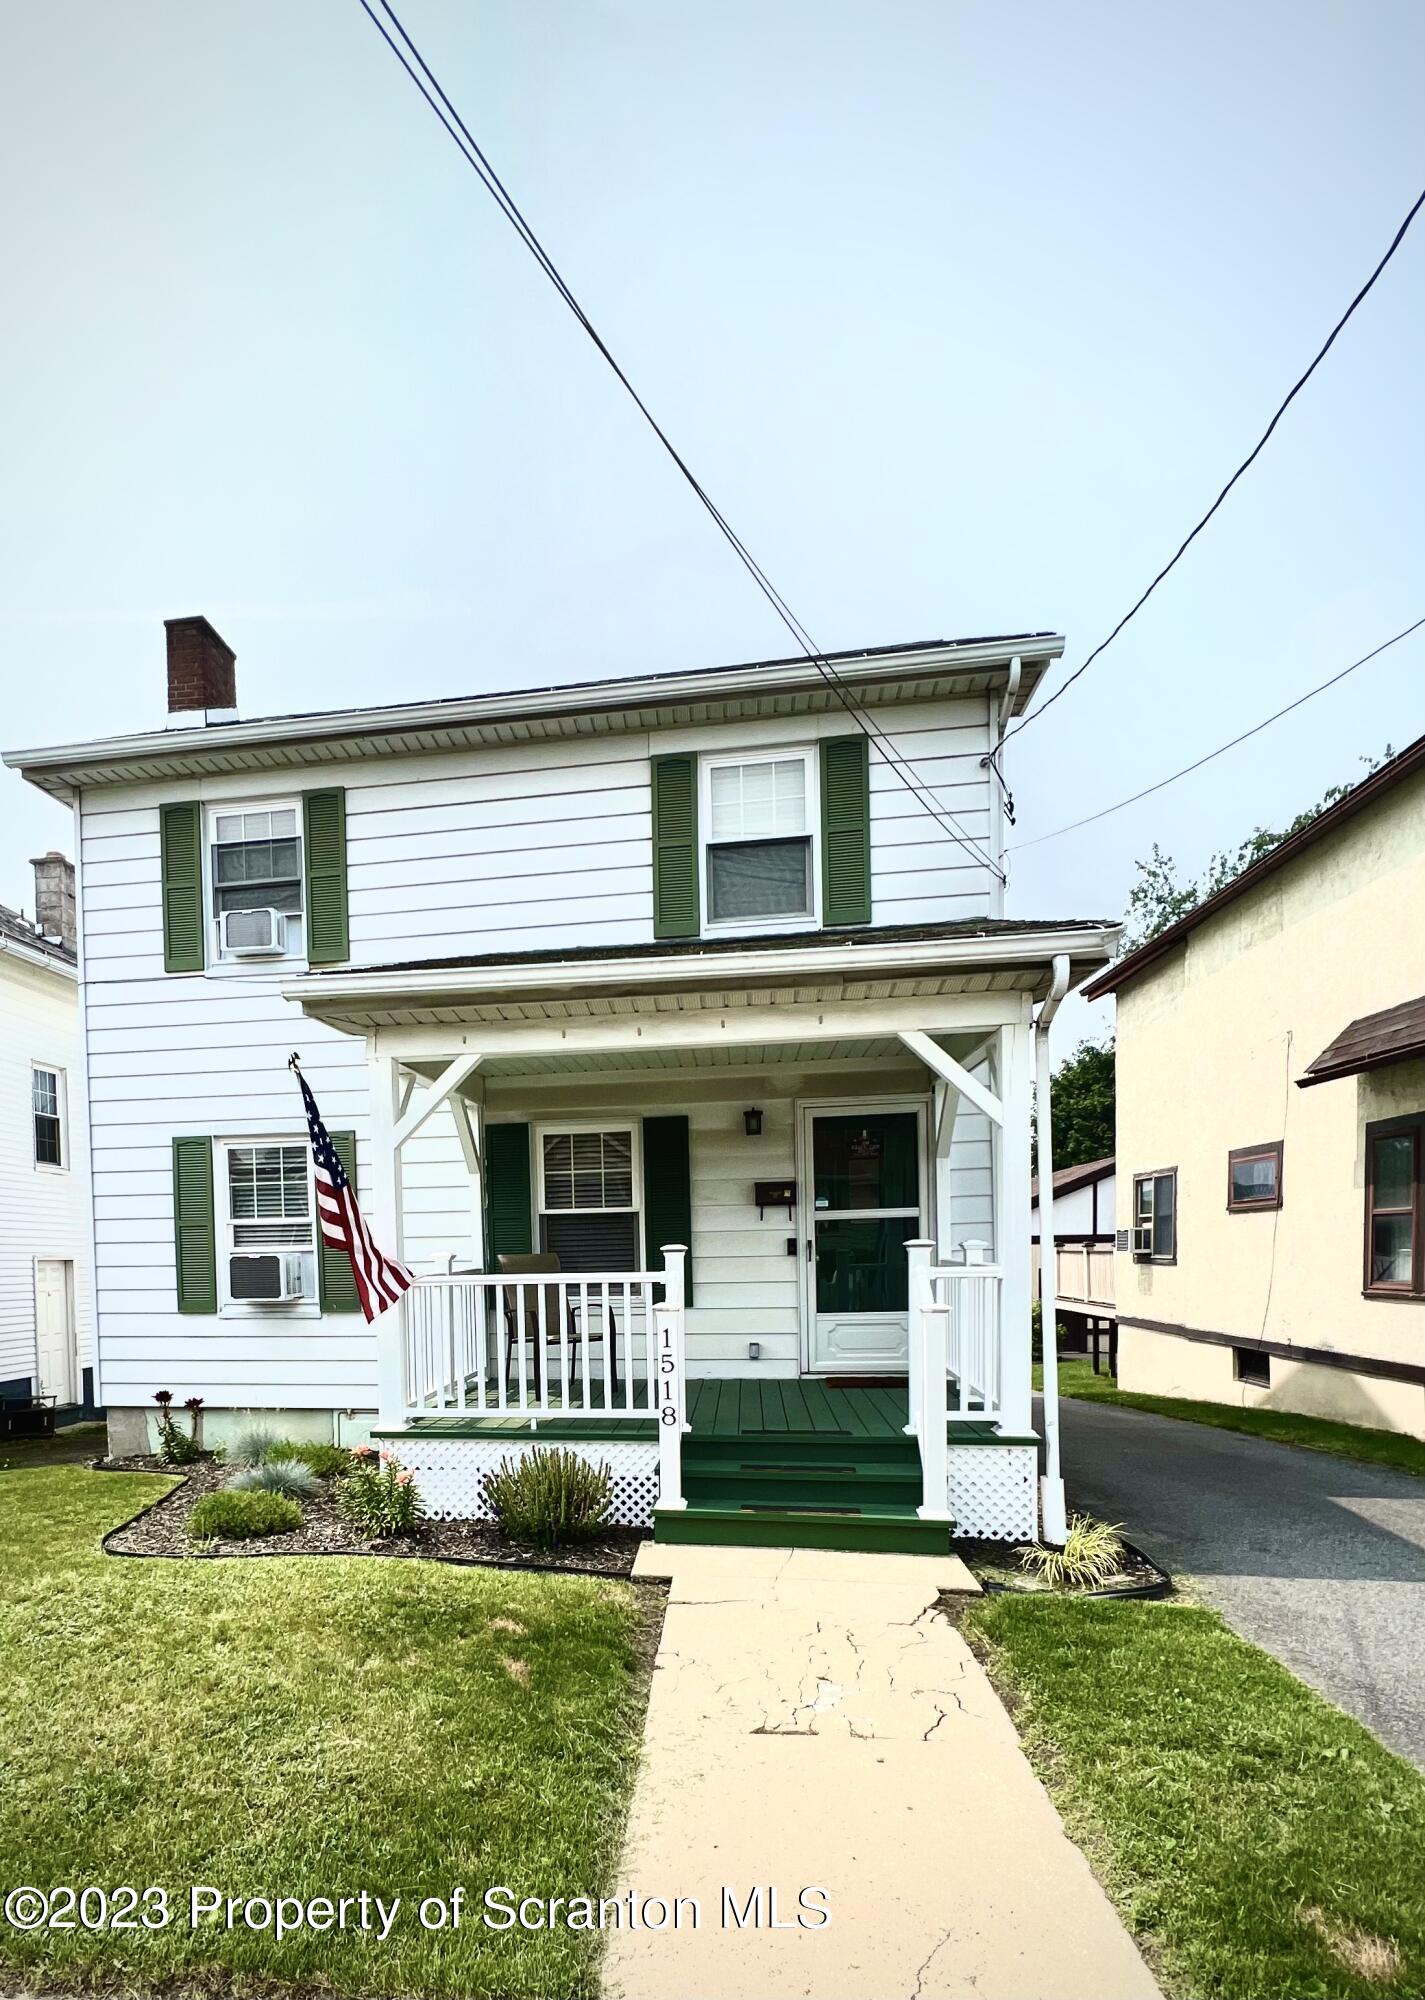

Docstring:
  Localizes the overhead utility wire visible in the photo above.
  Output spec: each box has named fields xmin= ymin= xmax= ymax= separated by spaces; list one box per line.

xmin=1007 ymin=182 xmax=1425 ymax=743
xmin=1009 ymin=616 xmax=1425 ymax=851
xmin=356 ymin=0 xmax=1006 ymax=881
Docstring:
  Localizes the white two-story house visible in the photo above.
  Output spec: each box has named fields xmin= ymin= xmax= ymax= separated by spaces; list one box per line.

xmin=6 ymin=618 xmax=1114 ymax=1544
xmin=0 ymin=854 xmax=96 ymax=1430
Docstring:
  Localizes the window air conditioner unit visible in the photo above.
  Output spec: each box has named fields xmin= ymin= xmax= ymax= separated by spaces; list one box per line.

xmin=221 ymin=908 xmax=287 ymax=957
xmin=229 ymin=1252 xmax=306 ymax=1304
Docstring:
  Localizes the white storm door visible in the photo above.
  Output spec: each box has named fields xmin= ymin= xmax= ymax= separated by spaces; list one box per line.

xmin=35 ymin=1260 xmax=75 ymax=1404
xmin=803 ymin=1104 xmax=927 ymax=1372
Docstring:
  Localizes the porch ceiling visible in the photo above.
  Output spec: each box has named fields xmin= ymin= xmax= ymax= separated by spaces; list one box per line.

xmin=435 ymin=1035 xmax=911 ymax=1081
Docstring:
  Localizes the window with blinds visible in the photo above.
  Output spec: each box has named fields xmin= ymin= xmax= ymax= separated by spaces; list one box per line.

xmin=537 ymin=1128 xmax=639 ymax=1272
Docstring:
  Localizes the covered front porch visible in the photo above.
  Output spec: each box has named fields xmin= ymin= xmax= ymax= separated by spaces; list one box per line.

xmin=286 ymin=920 xmax=1112 ymax=1543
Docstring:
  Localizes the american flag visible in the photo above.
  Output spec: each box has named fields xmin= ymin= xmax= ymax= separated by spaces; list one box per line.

xmin=293 ymin=1063 xmax=412 ymax=1323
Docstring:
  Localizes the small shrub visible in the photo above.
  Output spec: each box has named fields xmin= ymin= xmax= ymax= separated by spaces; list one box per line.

xmin=266 ymin=1440 xmax=353 ymax=1480
xmin=337 ymin=1453 xmax=425 ymax=1539
xmin=225 ymin=1422 xmax=281 ymax=1468
xmin=188 ymin=1490 xmax=303 ymax=1542
xmin=483 ymin=1448 xmax=612 ymax=1549
xmin=227 ymin=1461 xmax=322 ymax=1499
xmin=1020 ymin=1514 xmax=1126 ymax=1591
xmin=156 ymin=1416 xmax=204 ymax=1466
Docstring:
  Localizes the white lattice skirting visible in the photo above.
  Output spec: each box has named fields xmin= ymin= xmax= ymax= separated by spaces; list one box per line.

xmin=947 ymin=1445 xmax=1038 ymax=1541
xmin=396 ymin=1437 xmax=660 ymax=1527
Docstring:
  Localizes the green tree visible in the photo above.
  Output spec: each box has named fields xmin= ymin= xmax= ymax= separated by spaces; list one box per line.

xmin=1121 ymin=747 xmax=1394 ymax=950
xmin=1034 ymin=1037 xmax=1114 ymax=1174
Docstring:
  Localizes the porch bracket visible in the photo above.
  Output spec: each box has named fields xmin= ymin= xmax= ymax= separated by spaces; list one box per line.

xmin=391 ymin=1054 xmax=484 ymax=1153
xmin=897 ymin=1030 xmax=1004 ymax=1126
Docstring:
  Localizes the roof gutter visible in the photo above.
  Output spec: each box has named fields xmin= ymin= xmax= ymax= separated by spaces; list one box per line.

xmin=0 ymin=933 xmax=77 ymax=980
xmin=283 ymin=925 xmax=1116 ymax=1013
xmin=4 ymin=636 xmax=1064 ymax=790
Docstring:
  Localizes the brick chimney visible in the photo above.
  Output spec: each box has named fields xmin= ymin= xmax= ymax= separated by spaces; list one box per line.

xmin=30 ymin=852 xmax=76 ymax=952
xmin=165 ymin=616 xmax=237 ymax=721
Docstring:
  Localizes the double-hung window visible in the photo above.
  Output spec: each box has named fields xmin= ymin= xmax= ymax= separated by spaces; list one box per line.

xmin=1132 ymin=1169 xmax=1176 ymax=1262
xmin=702 ymin=750 xmax=816 ymax=928
xmin=211 ymin=805 xmax=304 ymax=960
xmin=1365 ymin=1116 xmax=1424 ymax=1297
xmin=222 ymin=1141 xmax=317 ymax=1305
xmin=537 ymin=1126 xmax=640 ymax=1271
xmin=32 ymin=1065 xmax=65 ymax=1169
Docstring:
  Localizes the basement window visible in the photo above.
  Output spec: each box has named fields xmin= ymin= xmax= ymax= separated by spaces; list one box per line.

xmin=1233 ymin=1346 xmax=1270 ymax=1387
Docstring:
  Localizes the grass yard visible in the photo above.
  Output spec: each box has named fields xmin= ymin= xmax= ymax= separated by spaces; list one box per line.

xmin=1039 ymin=1356 xmax=1425 ymax=1477
xmin=0 ymin=1463 xmax=653 ymax=1999
xmin=964 ymin=1594 xmax=1425 ymax=1999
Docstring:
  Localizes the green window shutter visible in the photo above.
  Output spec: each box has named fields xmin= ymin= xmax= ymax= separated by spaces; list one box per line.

xmin=160 ymin=801 xmax=205 ymax=973
xmin=820 ymin=735 xmax=872 ymax=927
xmin=171 ymin=1137 xmax=217 ymax=1315
xmin=651 ymin=754 xmax=700 ymax=939
xmin=304 ymin=788 xmax=349 ymax=965
xmin=642 ymin=1114 xmax=694 ymax=1305
xmin=485 ymin=1122 xmax=533 ymax=1262
xmin=319 ymin=1130 xmax=361 ymax=1313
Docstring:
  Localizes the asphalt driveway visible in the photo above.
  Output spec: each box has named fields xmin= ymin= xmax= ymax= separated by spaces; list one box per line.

xmin=1047 ymin=1395 xmax=1425 ymax=1769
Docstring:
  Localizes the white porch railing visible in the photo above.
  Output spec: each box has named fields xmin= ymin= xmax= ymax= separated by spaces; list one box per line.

xmin=905 ymin=1239 xmax=1005 ymax=1521
xmin=386 ymin=1246 xmax=690 ymax=1503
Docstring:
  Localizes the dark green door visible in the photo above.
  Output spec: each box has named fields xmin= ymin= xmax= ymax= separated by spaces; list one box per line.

xmin=806 ymin=1107 xmax=924 ymax=1371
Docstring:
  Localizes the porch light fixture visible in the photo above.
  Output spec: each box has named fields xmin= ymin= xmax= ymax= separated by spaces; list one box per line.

xmin=743 ymin=1106 xmax=763 ymax=1137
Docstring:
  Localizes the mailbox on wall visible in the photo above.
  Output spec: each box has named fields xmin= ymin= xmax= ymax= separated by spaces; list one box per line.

xmin=753 ymin=1180 xmax=797 ymax=1219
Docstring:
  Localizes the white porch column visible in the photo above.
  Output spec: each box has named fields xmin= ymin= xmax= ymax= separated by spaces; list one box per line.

xmin=904 ymin=1238 xmax=934 ymax=1438
xmin=994 ymin=1022 xmax=1035 ymax=1438
xmin=655 ymin=1243 xmax=689 ymax=1511
xmin=368 ymin=1044 xmax=406 ymax=1425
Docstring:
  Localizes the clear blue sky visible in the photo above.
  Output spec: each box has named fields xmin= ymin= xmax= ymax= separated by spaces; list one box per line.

xmin=2 ymin=1 xmax=1421 ymax=1045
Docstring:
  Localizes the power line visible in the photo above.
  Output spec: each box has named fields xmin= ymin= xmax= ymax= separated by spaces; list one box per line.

xmin=355 ymin=0 xmax=1006 ymax=882
xmin=1006 ymin=183 xmax=1425 ymax=743
xmin=1009 ymin=616 xmax=1425 ymax=850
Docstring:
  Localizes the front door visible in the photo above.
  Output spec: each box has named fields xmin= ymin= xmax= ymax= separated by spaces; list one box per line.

xmin=803 ymin=1104 xmax=926 ymax=1372
xmin=35 ymin=1259 xmax=75 ymax=1405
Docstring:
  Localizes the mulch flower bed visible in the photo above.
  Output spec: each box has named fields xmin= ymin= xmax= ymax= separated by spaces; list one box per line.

xmin=956 ymin=1534 xmax=1172 ymax=1600
xmin=97 ymin=1456 xmax=649 ymax=1578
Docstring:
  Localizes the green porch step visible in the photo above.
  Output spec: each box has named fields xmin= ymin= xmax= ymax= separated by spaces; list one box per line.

xmin=654 ymin=1502 xmax=950 ymax=1556
xmin=683 ymin=1464 xmax=923 ymax=1509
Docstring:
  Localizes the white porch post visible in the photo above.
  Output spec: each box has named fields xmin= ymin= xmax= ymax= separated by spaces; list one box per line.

xmin=995 ymin=1021 xmax=1035 ymax=1439
xmin=904 ymin=1237 xmax=933 ymax=1438
xmin=368 ymin=1043 xmax=406 ymax=1425
xmin=655 ymin=1243 xmax=689 ymax=1511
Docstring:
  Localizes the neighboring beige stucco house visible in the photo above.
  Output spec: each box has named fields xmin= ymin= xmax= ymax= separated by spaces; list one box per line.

xmin=1084 ymin=734 xmax=1425 ymax=1440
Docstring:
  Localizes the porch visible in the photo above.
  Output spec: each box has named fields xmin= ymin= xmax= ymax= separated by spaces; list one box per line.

xmin=284 ymin=919 xmax=1115 ymax=1542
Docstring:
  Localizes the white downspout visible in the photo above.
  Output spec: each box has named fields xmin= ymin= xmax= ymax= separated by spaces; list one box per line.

xmin=1035 ymin=952 xmax=1071 ymax=1545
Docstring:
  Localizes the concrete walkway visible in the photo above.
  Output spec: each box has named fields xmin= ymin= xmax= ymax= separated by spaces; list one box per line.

xmin=1056 ymin=1395 xmax=1425 ymax=1768
xmin=604 ymin=1543 xmax=1158 ymax=2000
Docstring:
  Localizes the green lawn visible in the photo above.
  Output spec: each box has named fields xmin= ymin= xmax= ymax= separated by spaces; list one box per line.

xmin=964 ymin=1595 xmax=1425 ymax=2000
xmin=0 ymin=1464 xmax=651 ymax=1998
xmin=1038 ymin=1355 xmax=1425 ymax=1477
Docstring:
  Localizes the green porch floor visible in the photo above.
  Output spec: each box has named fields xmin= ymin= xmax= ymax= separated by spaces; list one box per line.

xmin=376 ymin=1377 xmax=1013 ymax=1445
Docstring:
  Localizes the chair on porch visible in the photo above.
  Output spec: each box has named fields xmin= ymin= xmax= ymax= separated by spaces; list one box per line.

xmin=496 ymin=1253 xmax=622 ymax=1403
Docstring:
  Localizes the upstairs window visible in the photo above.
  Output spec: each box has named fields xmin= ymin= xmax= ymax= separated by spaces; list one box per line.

xmin=223 ymin=1141 xmax=316 ymax=1304
xmin=1365 ymin=1116 xmax=1423 ymax=1297
xmin=1132 ymin=1170 xmax=1176 ymax=1262
xmin=702 ymin=751 xmax=815 ymax=927
xmin=538 ymin=1126 xmax=639 ymax=1271
xmin=32 ymin=1066 xmax=64 ymax=1168
xmin=211 ymin=806 xmax=304 ymax=960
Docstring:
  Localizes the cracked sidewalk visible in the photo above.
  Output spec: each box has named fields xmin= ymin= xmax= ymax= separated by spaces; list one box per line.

xmin=602 ymin=1543 xmax=1158 ymax=2000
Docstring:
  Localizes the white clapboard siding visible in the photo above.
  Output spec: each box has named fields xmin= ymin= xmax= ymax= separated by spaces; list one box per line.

xmin=79 ymin=694 xmax=1005 ymax=1410
xmin=0 ymin=953 xmax=95 ymax=1395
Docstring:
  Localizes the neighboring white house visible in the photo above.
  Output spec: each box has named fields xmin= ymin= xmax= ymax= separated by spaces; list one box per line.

xmin=0 ymin=854 xmax=96 ymax=1427
xmin=5 ymin=618 xmax=1116 ymax=1540
xmin=1032 ymin=1156 xmax=1116 ymax=1359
